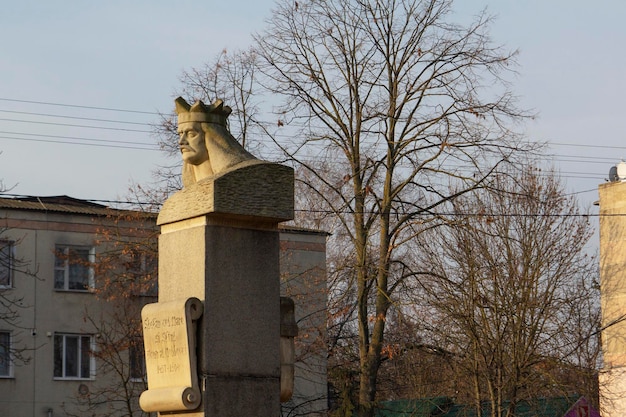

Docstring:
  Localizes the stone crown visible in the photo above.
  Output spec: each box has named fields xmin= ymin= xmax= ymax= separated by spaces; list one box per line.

xmin=175 ymin=97 xmax=232 ymax=126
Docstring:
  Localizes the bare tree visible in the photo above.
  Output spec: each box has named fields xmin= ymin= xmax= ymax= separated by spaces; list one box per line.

xmin=65 ymin=209 xmax=158 ymax=417
xmin=255 ymin=0 xmax=532 ymax=414
xmin=178 ymin=48 xmax=263 ymax=152
xmin=156 ymin=48 xmax=265 ymax=160
xmin=149 ymin=47 xmax=268 ymax=199
xmin=413 ymin=165 xmax=598 ymax=416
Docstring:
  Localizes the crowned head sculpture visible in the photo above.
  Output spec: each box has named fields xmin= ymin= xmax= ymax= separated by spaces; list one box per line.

xmin=175 ymin=97 xmax=232 ymax=126
xmin=175 ymin=97 xmax=256 ymax=187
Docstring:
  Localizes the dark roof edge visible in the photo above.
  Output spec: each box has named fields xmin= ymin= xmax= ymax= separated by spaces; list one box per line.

xmin=15 ymin=195 xmax=107 ymax=208
xmin=0 ymin=195 xmax=156 ymax=218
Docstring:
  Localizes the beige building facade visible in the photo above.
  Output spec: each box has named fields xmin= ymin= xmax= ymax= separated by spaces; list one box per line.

xmin=0 ymin=196 xmax=327 ymax=416
xmin=599 ymin=181 xmax=626 ymax=417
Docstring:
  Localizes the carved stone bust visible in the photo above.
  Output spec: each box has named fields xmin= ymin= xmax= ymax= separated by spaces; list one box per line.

xmin=157 ymin=98 xmax=295 ymax=226
xmin=175 ymin=97 xmax=256 ymax=187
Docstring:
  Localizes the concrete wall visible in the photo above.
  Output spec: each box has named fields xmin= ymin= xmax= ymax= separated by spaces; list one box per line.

xmin=280 ymin=228 xmax=328 ymax=417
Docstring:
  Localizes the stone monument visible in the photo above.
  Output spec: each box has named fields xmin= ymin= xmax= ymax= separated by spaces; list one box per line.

xmin=139 ymin=97 xmax=294 ymax=416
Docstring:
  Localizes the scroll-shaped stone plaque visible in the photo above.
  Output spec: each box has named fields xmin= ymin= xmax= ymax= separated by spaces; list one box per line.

xmin=139 ymin=297 xmax=203 ymax=413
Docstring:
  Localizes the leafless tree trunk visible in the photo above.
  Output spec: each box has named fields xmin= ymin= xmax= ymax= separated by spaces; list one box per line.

xmin=255 ymin=1 xmax=531 ymax=414
xmin=415 ymin=165 xmax=599 ymax=416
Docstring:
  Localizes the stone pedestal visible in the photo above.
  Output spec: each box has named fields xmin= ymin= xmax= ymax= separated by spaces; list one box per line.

xmin=155 ymin=161 xmax=293 ymax=417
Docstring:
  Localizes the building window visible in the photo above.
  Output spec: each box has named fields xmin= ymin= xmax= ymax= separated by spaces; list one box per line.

xmin=129 ymin=338 xmax=146 ymax=382
xmin=54 ymin=246 xmax=95 ymax=291
xmin=0 ymin=241 xmax=14 ymax=288
xmin=53 ymin=334 xmax=94 ymax=379
xmin=0 ymin=331 xmax=11 ymax=377
xmin=125 ymin=249 xmax=157 ymax=297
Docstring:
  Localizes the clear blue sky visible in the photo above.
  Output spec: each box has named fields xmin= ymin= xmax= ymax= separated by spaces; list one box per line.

xmin=1 ymin=0 xmax=624 ymax=212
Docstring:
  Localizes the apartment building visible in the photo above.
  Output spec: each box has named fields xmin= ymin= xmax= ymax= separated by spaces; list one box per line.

xmin=0 ymin=195 xmax=327 ymax=416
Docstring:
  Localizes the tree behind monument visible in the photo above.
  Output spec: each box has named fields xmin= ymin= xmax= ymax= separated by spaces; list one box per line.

xmin=255 ymin=1 xmax=533 ymax=415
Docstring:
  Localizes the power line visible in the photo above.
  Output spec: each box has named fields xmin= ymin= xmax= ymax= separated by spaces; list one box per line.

xmin=0 ymin=97 xmax=620 ymax=198
xmin=0 ymin=118 xmax=151 ymax=133
xmin=565 ymin=188 xmax=599 ymax=196
xmin=548 ymin=141 xmax=626 ymax=152
xmin=0 ymin=131 xmax=613 ymax=183
xmin=0 ymin=98 xmax=159 ymax=115
xmin=0 ymin=109 xmax=153 ymax=126
xmin=0 ymin=98 xmax=623 ymax=166
xmin=0 ymin=132 xmax=609 ymax=182
xmin=0 ymin=192 xmax=613 ymax=218
xmin=0 ymin=135 xmax=158 ymax=151
xmin=0 ymin=192 xmax=603 ymax=216
xmin=0 ymin=130 xmax=156 ymax=146
xmin=0 ymin=96 xmax=623 ymax=155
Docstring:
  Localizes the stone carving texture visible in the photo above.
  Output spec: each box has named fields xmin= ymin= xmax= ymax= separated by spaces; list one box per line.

xmin=139 ymin=298 xmax=203 ymax=413
xmin=175 ymin=97 xmax=257 ymax=186
xmin=158 ymin=98 xmax=294 ymax=225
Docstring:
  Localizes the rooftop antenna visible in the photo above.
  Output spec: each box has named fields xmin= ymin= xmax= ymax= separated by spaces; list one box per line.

xmin=608 ymin=160 xmax=626 ymax=182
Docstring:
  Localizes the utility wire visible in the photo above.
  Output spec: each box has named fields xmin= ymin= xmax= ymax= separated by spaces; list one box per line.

xmin=549 ymin=141 xmax=626 ymax=151
xmin=0 ymin=125 xmax=615 ymax=169
xmin=0 ymin=192 xmax=615 ymax=217
xmin=0 ymin=97 xmax=159 ymax=115
xmin=0 ymin=192 xmax=598 ymax=215
xmin=0 ymin=134 xmax=611 ymax=181
xmin=0 ymin=99 xmax=622 ymax=166
xmin=0 ymin=118 xmax=151 ymax=133
xmin=0 ymin=109 xmax=152 ymax=126
xmin=0 ymin=130 xmax=155 ymax=147
xmin=0 ymin=97 xmax=620 ymax=197
xmin=0 ymin=135 xmax=158 ymax=151
xmin=0 ymin=96 xmax=622 ymax=153
xmin=0 ymin=131 xmax=613 ymax=181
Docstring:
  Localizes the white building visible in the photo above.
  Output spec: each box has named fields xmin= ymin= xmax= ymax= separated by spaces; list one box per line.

xmin=0 ymin=195 xmax=327 ymax=416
